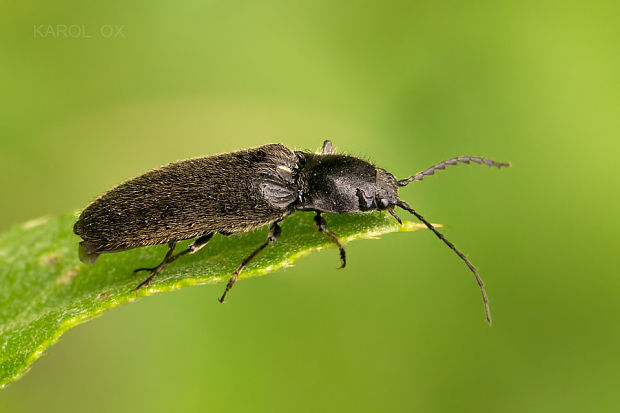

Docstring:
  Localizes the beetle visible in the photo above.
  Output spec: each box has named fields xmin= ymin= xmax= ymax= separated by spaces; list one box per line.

xmin=74 ymin=141 xmax=509 ymax=323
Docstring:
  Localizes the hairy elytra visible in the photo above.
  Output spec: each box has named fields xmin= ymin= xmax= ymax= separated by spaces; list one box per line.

xmin=74 ymin=141 xmax=510 ymax=323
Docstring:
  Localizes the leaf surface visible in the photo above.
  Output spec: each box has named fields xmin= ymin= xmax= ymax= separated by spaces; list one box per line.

xmin=0 ymin=211 xmax=424 ymax=386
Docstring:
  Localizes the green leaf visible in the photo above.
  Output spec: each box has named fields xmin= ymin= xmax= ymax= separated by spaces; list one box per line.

xmin=0 ymin=211 xmax=425 ymax=386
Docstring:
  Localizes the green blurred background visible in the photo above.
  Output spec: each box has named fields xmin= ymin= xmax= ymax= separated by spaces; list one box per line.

xmin=1 ymin=1 xmax=619 ymax=412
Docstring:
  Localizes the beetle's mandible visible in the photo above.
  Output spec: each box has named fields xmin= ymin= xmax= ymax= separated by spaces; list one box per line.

xmin=74 ymin=141 xmax=510 ymax=323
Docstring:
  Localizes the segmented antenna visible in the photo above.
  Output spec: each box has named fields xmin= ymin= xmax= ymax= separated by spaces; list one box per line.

xmin=396 ymin=200 xmax=492 ymax=325
xmin=398 ymin=156 xmax=511 ymax=186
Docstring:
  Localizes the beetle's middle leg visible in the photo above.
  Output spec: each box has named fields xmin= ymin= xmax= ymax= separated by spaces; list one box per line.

xmin=218 ymin=221 xmax=281 ymax=303
xmin=314 ymin=212 xmax=346 ymax=268
xmin=134 ymin=233 xmax=214 ymax=290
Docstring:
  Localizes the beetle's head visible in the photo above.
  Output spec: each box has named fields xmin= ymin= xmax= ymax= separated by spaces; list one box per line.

xmin=373 ymin=168 xmax=400 ymax=210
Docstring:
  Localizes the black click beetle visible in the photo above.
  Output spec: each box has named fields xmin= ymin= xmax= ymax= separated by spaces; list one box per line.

xmin=74 ymin=141 xmax=509 ymax=323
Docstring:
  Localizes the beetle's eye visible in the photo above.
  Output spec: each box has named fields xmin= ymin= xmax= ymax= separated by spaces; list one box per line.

xmin=378 ymin=198 xmax=389 ymax=209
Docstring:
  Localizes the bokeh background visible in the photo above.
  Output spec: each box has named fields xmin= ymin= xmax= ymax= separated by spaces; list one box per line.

xmin=1 ymin=1 xmax=619 ymax=412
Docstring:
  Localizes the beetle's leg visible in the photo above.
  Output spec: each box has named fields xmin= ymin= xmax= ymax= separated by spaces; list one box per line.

xmin=134 ymin=233 xmax=214 ymax=290
xmin=314 ymin=212 xmax=346 ymax=269
xmin=320 ymin=140 xmax=336 ymax=154
xmin=388 ymin=208 xmax=402 ymax=224
xmin=218 ymin=222 xmax=281 ymax=303
xmin=134 ymin=241 xmax=177 ymax=290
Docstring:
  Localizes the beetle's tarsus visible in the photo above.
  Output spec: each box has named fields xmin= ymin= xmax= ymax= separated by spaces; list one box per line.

xmin=132 ymin=234 xmax=214 ymax=290
xmin=133 ymin=241 xmax=177 ymax=289
xmin=314 ymin=212 xmax=346 ymax=269
xmin=135 ymin=272 xmax=159 ymax=290
xmin=337 ymin=250 xmax=346 ymax=269
xmin=218 ymin=222 xmax=281 ymax=302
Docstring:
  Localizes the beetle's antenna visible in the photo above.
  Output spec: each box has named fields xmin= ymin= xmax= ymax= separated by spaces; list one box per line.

xmin=396 ymin=200 xmax=492 ymax=325
xmin=398 ymin=156 xmax=510 ymax=186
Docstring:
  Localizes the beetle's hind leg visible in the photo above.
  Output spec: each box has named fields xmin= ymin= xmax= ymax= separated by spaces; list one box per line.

xmin=219 ymin=222 xmax=281 ymax=303
xmin=134 ymin=233 xmax=214 ymax=290
xmin=314 ymin=212 xmax=346 ymax=268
